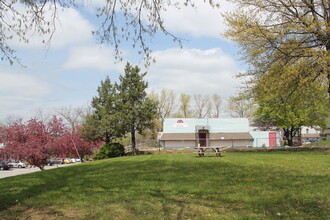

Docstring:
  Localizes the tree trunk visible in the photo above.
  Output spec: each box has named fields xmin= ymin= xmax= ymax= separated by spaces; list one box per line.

xmin=105 ymin=133 xmax=110 ymax=145
xmin=325 ymin=32 xmax=330 ymax=100
xmin=131 ymin=130 xmax=136 ymax=156
xmin=283 ymin=128 xmax=293 ymax=146
xmin=37 ymin=164 xmax=45 ymax=170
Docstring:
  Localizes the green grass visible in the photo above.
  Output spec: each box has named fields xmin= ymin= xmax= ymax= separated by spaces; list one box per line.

xmin=309 ymin=140 xmax=330 ymax=147
xmin=0 ymin=151 xmax=329 ymax=219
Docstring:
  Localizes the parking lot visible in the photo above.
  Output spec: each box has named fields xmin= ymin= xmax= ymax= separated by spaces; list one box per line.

xmin=0 ymin=163 xmax=76 ymax=179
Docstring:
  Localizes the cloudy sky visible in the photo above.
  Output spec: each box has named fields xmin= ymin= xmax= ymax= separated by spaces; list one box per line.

xmin=0 ymin=0 xmax=246 ymax=120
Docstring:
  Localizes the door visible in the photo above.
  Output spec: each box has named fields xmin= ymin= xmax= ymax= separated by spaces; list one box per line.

xmin=199 ymin=132 xmax=207 ymax=147
xmin=269 ymin=132 xmax=277 ymax=147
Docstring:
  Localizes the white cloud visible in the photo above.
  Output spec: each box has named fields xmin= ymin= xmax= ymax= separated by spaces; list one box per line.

xmin=10 ymin=5 xmax=94 ymax=50
xmin=146 ymin=48 xmax=243 ymax=100
xmin=63 ymin=45 xmax=125 ymax=72
xmin=162 ymin=0 xmax=235 ymax=39
xmin=0 ymin=67 xmax=52 ymax=118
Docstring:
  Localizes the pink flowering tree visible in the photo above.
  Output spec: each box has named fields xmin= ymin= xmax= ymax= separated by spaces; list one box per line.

xmin=0 ymin=116 xmax=68 ymax=170
xmin=0 ymin=116 xmax=101 ymax=169
xmin=61 ymin=128 xmax=101 ymax=162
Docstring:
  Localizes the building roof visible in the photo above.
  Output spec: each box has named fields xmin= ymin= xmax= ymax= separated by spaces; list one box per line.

xmin=160 ymin=132 xmax=253 ymax=141
xmin=163 ymin=118 xmax=250 ymax=133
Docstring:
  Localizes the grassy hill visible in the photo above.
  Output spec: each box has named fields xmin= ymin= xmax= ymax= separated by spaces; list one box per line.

xmin=0 ymin=151 xmax=329 ymax=219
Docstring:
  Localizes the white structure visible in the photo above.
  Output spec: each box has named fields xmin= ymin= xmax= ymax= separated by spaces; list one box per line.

xmin=300 ymin=126 xmax=322 ymax=142
xmin=159 ymin=118 xmax=280 ymax=150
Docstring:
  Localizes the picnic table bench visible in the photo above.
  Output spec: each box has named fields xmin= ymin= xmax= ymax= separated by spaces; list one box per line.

xmin=194 ymin=147 xmax=226 ymax=157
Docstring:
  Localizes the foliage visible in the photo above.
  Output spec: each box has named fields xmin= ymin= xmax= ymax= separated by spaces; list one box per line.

xmin=116 ymin=62 xmax=158 ymax=155
xmin=80 ymin=76 xmax=121 ymax=144
xmin=93 ymin=142 xmax=125 ymax=160
xmin=193 ymin=94 xmax=212 ymax=118
xmin=253 ymin=65 xmax=329 ymax=146
xmin=228 ymin=91 xmax=256 ymax=118
xmin=0 ymin=152 xmax=329 ymax=219
xmin=224 ymin=0 xmax=330 ymax=96
xmin=0 ymin=0 xmax=76 ymax=65
xmin=212 ymin=93 xmax=222 ymax=118
xmin=81 ymin=63 xmax=157 ymax=155
xmin=177 ymin=93 xmax=192 ymax=118
xmin=0 ymin=116 xmax=67 ymax=170
xmin=0 ymin=116 xmax=99 ymax=169
xmin=149 ymin=88 xmax=176 ymax=131
xmin=63 ymin=129 xmax=101 ymax=161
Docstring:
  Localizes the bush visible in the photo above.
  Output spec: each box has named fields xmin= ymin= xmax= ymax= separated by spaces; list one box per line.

xmin=94 ymin=143 xmax=125 ymax=160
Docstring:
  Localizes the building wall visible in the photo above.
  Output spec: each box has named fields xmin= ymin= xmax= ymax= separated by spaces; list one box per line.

xmin=301 ymin=126 xmax=321 ymax=135
xmin=160 ymin=139 xmax=253 ymax=149
xmin=250 ymin=131 xmax=281 ymax=147
xmin=164 ymin=140 xmax=196 ymax=149
xmin=209 ymin=140 xmax=252 ymax=148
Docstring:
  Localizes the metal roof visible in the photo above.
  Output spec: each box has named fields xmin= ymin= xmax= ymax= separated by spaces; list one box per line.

xmin=163 ymin=118 xmax=250 ymax=133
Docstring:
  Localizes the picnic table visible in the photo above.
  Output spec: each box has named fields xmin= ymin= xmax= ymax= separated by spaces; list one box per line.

xmin=195 ymin=147 xmax=225 ymax=157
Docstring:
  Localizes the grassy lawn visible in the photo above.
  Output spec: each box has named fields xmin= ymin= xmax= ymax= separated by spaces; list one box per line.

xmin=0 ymin=151 xmax=329 ymax=219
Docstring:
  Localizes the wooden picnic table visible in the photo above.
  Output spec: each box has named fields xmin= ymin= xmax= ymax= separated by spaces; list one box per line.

xmin=195 ymin=147 xmax=225 ymax=157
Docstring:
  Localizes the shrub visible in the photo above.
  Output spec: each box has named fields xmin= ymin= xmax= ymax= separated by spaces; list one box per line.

xmin=93 ymin=143 xmax=125 ymax=160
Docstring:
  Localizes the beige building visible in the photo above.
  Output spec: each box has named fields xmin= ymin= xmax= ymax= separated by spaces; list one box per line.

xmin=158 ymin=118 xmax=254 ymax=150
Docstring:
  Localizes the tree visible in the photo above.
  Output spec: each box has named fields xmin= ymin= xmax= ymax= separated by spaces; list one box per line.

xmin=93 ymin=143 xmax=125 ymax=160
xmin=81 ymin=76 xmax=120 ymax=144
xmin=178 ymin=93 xmax=192 ymax=118
xmin=224 ymin=0 xmax=330 ymax=98
xmin=57 ymin=106 xmax=88 ymax=161
xmin=194 ymin=94 xmax=210 ymax=118
xmin=57 ymin=106 xmax=84 ymax=133
xmin=62 ymin=128 xmax=101 ymax=161
xmin=1 ymin=0 xmax=219 ymax=65
xmin=116 ymin=63 xmax=158 ymax=155
xmin=253 ymin=65 xmax=329 ymax=146
xmin=0 ymin=116 xmax=68 ymax=170
xmin=149 ymin=88 xmax=176 ymax=131
xmin=228 ymin=92 xmax=256 ymax=118
xmin=212 ymin=93 xmax=222 ymax=118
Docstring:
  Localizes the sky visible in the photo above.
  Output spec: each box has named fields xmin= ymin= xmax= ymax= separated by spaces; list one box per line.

xmin=0 ymin=0 xmax=246 ymax=121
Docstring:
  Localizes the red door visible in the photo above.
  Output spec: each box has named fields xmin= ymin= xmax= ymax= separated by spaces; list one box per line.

xmin=269 ymin=132 xmax=277 ymax=147
xmin=199 ymin=133 xmax=207 ymax=147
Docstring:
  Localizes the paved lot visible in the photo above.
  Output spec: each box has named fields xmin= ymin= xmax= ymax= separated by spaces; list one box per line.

xmin=0 ymin=163 xmax=76 ymax=179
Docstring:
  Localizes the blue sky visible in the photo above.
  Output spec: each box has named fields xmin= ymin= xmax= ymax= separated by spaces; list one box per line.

xmin=0 ymin=0 xmax=246 ymax=121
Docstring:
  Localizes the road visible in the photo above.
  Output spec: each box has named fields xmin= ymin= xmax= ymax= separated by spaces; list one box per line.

xmin=0 ymin=163 xmax=77 ymax=179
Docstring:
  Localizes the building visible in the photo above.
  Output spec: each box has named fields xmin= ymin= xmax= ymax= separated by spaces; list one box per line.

xmin=300 ymin=126 xmax=322 ymax=142
xmin=158 ymin=118 xmax=280 ymax=150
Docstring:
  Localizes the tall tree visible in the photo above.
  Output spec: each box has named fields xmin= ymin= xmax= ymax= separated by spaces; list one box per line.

xmin=178 ymin=93 xmax=192 ymax=118
xmin=194 ymin=94 xmax=210 ymax=118
xmin=81 ymin=76 xmax=120 ymax=144
xmin=150 ymin=88 xmax=176 ymax=130
xmin=212 ymin=94 xmax=222 ymax=118
xmin=117 ymin=63 xmax=158 ymax=155
xmin=228 ymin=92 xmax=256 ymax=118
xmin=57 ymin=106 xmax=83 ymax=133
xmin=225 ymin=0 xmax=330 ymax=98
